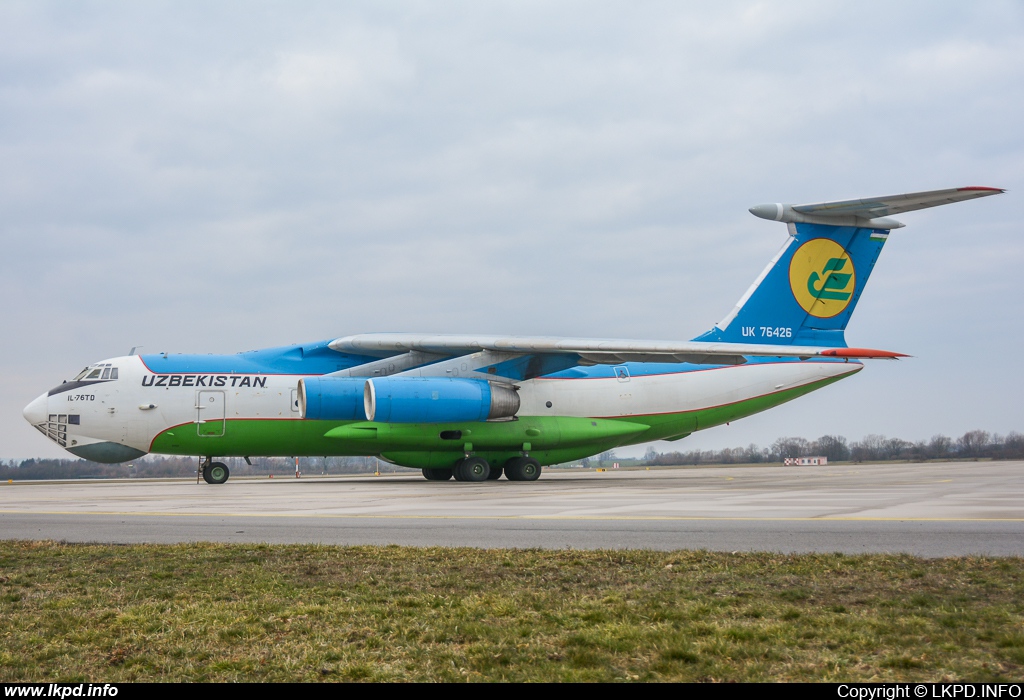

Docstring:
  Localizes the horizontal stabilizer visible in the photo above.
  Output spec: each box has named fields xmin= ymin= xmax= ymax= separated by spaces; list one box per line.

xmin=750 ymin=186 xmax=1004 ymax=229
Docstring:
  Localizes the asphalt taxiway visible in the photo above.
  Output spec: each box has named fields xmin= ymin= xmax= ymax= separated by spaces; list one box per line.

xmin=2 ymin=461 xmax=1022 ymax=556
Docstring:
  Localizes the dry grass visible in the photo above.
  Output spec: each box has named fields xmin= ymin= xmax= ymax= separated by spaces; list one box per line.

xmin=1 ymin=542 xmax=1022 ymax=681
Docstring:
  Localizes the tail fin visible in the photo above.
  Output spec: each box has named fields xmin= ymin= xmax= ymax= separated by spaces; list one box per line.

xmin=696 ymin=222 xmax=887 ymax=347
xmin=695 ymin=186 xmax=1003 ymax=347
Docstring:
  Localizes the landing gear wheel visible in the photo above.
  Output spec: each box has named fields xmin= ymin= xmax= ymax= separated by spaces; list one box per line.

xmin=486 ymin=465 xmax=503 ymax=480
xmin=203 ymin=461 xmax=230 ymax=485
xmin=453 ymin=457 xmax=490 ymax=482
xmin=423 ymin=468 xmax=454 ymax=481
xmin=504 ymin=457 xmax=541 ymax=482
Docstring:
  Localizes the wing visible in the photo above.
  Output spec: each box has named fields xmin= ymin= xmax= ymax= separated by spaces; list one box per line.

xmin=328 ymin=333 xmax=905 ymax=382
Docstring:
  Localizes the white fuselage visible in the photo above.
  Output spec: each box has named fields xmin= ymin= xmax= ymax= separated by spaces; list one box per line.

xmin=24 ymin=355 xmax=860 ymax=457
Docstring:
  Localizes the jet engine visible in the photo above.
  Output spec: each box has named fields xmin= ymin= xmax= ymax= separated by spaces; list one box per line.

xmin=297 ymin=377 xmax=366 ymax=420
xmin=364 ymin=377 xmax=520 ymax=423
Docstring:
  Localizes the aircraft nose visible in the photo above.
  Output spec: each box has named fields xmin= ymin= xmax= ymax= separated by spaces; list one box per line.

xmin=23 ymin=393 xmax=48 ymax=426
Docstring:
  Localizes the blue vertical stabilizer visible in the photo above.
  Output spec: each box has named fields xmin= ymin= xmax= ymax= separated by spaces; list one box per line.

xmin=694 ymin=223 xmax=889 ymax=347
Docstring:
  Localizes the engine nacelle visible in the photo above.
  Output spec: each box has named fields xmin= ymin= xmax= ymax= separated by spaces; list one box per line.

xmin=365 ymin=377 xmax=520 ymax=423
xmin=298 ymin=377 xmax=366 ymax=420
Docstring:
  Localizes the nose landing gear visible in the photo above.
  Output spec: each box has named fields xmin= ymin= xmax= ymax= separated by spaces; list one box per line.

xmin=198 ymin=457 xmax=230 ymax=485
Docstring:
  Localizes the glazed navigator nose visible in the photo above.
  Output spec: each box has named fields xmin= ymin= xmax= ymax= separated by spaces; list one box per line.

xmin=23 ymin=392 xmax=48 ymax=426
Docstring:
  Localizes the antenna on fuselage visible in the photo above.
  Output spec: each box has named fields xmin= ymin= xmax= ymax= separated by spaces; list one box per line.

xmin=129 ymin=346 xmax=143 ymax=355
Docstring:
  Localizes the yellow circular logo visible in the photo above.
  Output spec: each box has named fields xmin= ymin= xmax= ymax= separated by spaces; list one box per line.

xmin=789 ymin=239 xmax=856 ymax=318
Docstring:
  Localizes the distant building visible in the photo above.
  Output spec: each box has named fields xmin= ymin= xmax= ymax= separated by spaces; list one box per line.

xmin=783 ymin=456 xmax=828 ymax=466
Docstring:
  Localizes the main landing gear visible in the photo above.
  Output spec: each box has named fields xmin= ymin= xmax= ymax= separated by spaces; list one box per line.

xmin=454 ymin=456 xmax=489 ymax=481
xmin=199 ymin=457 xmax=230 ymax=485
xmin=422 ymin=456 xmax=541 ymax=482
xmin=504 ymin=456 xmax=541 ymax=481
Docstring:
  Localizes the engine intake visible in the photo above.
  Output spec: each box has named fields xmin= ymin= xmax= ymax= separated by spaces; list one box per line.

xmin=365 ymin=377 xmax=519 ymax=423
xmin=298 ymin=377 xmax=366 ymax=420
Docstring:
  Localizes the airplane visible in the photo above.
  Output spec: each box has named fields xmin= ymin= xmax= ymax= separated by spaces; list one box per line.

xmin=22 ymin=186 xmax=1003 ymax=484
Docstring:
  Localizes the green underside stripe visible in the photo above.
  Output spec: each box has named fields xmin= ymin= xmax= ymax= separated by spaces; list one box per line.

xmin=149 ymin=373 xmax=851 ymax=468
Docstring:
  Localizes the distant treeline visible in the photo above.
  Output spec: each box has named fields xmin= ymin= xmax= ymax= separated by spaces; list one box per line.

xmin=3 ymin=430 xmax=1022 ymax=480
xmin=0 ymin=455 xmax=392 ymax=481
xmin=641 ymin=430 xmax=1024 ymax=466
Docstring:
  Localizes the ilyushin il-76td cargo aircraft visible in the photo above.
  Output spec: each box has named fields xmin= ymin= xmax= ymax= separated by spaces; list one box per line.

xmin=24 ymin=187 xmax=1003 ymax=484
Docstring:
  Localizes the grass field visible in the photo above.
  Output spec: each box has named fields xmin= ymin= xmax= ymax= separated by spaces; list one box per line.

xmin=1 ymin=542 xmax=1022 ymax=682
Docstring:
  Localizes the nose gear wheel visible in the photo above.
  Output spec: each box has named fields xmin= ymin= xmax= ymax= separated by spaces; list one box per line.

xmin=201 ymin=460 xmax=230 ymax=484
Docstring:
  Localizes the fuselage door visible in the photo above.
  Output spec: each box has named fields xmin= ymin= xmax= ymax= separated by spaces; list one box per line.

xmin=196 ymin=390 xmax=226 ymax=437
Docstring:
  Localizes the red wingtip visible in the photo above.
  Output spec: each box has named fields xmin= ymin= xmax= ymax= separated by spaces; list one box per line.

xmin=820 ymin=348 xmax=910 ymax=359
xmin=957 ymin=186 xmax=1005 ymax=193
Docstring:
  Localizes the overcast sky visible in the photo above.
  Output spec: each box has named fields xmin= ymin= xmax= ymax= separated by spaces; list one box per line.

xmin=2 ymin=1 xmax=1022 ymax=460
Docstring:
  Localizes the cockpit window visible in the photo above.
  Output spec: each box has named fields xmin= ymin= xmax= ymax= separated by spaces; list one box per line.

xmin=73 ymin=364 xmax=118 ymax=382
